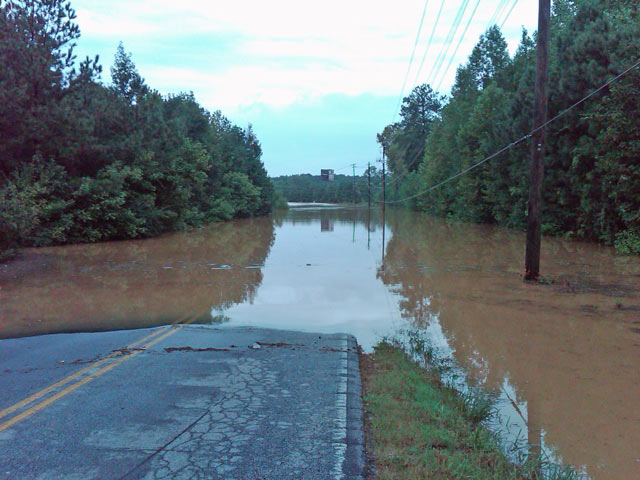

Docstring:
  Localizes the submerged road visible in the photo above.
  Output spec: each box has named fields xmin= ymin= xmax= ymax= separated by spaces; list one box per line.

xmin=0 ymin=325 xmax=366 ymax=479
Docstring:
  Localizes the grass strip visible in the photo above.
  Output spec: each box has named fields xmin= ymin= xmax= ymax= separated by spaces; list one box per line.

xmin=360 ymin=342 xmax=563 ymax=480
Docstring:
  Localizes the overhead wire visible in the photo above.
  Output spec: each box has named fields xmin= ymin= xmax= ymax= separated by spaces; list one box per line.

xmin=379 ymin=0 xmax=500 ymax=192
xmin=426 ymin=0 xmax=472 ymax=86
xmin=499 ymin=0 xmax=520 ymax=29
xmin=375 ymin=0 xmax=520 ymax=193
xmin=392 ymin=0 xmax=431 ymax=124
xmin=371 ymin=172 xmax=408 ymax=191
xmin=434 ymin=0 xmax=483 ymax=92
xmin=382 ymin=0 xmax=525 ymax=186
xmin=385 ymin=0 xmax=459 ymax=180
xmin=486 ymin=0 xmax=510 ymax=30
xmin=378 ymin=0 xmax=442 ymax=193
xmin=379 ymin=0 xmax=473 ymax=192
xmin=412 ymin=0 xmax=447 ymax=87
xmin=333 ymin=163 xmax=355 ymax=172
xmin=383 ymin=58 xmax=640 ymax=205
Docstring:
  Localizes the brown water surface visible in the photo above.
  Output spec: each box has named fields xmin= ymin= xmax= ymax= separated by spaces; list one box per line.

xmin=1 ymin=206 xmax=638 ymax=479
xmin=0 ymin=217 xmax=275 ymax=337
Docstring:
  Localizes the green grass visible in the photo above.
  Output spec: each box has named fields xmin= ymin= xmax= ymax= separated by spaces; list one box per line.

xmin=360 ymin=342 xmax=577 ymax=480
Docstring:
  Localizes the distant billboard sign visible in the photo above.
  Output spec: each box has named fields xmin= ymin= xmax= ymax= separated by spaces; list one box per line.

xmin=321 ymin=169 xmax=335 ymax=181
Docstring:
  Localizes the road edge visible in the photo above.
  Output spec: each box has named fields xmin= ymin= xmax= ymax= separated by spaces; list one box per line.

xmin=341 ymin=334 xmax=367 ymax=479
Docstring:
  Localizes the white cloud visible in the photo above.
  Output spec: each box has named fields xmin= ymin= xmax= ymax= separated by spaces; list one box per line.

xmin=71 ymin=0 xmax=540 ymax=174
xmin=75 ymin=8 xmax=160 ymax=36
xmin=74 ymin=0 xmax=539 ymax=111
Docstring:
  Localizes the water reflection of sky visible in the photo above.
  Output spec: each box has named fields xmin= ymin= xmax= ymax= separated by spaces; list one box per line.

xmin=220 ymin=207 xmax=405 ymax=350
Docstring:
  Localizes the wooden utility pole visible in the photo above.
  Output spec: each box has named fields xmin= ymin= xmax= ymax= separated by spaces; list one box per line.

xmin=525 ymin=0 xmax=550 ymax=281
xmin=367 ymin=162 xmax=371 ymax=209
xmin=382 ymin=155 xmax=386 ymax=214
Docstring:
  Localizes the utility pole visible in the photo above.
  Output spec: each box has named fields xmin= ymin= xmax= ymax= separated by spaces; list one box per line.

xmin=382 ymin=154 xmax=386 ymax=214
xmin=352 ymin=163 xmax=357 ymax=205
xmin=525 ymin=0 xmax=550 ymax=281
xmin=367 ymin=162 xmax=371 ymax=209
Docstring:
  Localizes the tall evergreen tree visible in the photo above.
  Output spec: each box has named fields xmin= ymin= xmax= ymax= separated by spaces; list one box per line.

xmin=396 ymin=84 xmax=444 ymax=173
xmin=0 ymin=0 xmax=80 ymax=173
xmin=111 ymin=42 xmax=148 ymax=105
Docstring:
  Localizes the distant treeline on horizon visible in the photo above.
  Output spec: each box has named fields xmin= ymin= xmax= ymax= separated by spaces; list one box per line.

xmin=271 ymin=172 xmax=384 ymax=204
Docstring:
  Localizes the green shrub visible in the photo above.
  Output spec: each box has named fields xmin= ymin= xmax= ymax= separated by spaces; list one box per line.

xmin=614 ymin=229 xmax=640 ymax=254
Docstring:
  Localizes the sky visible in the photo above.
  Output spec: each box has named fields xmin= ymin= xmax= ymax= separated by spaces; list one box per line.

xmin=71 ymin=0 xmax=539 ymax=177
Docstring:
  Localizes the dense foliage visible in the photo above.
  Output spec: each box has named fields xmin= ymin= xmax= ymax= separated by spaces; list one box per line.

xmin=379 ymin=0 xmax=640 ymax=253
xmin=271 ymin=168 xmax=384 ymax=204
xmin=0 ymin=0 xmax=274 ymax=256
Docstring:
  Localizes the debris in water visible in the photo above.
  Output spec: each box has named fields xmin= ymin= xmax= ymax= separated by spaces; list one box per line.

xmin=248 ymin=343 xmax=261 ymax=350
xmin=164 ymin=346 xmax=230 ymax=353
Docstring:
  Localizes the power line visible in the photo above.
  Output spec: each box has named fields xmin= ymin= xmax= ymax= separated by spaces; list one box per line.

xmin=384 ymin=58 xmax=640 ymax=205
xmin=426 ymin=0 xmax=471 ymax=86
xmin=384 ymin=1 xmax=470 ymax=185
xmin=384 ymin=0 xmax=434 ymax=164
xmin=383 ymin=0 xmax=511 ymax=172
xmin=371 ymin=167 xmax=414 ymax=191
xmin=486 ymin=0 xmax=510 ymax=30
xmin=435 ymin=0 xmax=483 ymax=92
xmin=333 ymin=163 xmax=354 ymax=172
xmin=500 ymin=0 xmax=520 ymax=29
xmin=412 ymin=0 xmax=446 ymax=88
xmin=495 ymin=0 xmax=513 ymax=26
xmin=334 ymin=163 xmax=368 ymax=173
xmin=386 ymin=0 xmax=446 ymax=163
xmin=427 ymin=0 xmax=472 ymax=86
xmin=379 ymin=0 xmax=530 ymax=193
xmin=392 ymin=0 xmax=431 ymax=123
xmin=380 ymin=0 xmax=508 ymax=190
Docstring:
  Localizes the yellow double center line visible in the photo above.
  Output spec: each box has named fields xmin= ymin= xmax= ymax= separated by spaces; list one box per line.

xmin=0 ymin=314 xmax=199 ymax=432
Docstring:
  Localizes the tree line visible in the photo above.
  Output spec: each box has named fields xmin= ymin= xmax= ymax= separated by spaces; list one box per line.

xmin=378 ymin=0 xmax=639 ymax=253
xmin=271 ymin=169 xmax=383 ymax=204
xmin=0 ymin=0 xmax=275 ymax=257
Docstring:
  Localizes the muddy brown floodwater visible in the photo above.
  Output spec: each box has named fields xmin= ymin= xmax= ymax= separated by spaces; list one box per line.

xmin=1 ymin=205 xmax=638 ymax=479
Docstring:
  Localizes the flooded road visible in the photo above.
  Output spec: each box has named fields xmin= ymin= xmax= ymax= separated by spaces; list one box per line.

xmin=1 ymin=205 xmax=639 ymax=479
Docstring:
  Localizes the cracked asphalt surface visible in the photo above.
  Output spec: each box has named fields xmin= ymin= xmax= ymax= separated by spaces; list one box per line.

xmin=0 ymin=326 xmax=366 ymax=479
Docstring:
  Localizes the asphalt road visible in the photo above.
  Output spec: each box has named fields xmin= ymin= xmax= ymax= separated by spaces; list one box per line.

xmin=0 ymin=325 xmax=366 ymax=479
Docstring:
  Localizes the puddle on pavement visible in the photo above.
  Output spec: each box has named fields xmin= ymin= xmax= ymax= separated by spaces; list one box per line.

xmin=1 ymin=205 xmax=639 ymax=479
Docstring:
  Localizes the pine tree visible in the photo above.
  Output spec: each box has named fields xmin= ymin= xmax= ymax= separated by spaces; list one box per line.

xmin=0 ymin=0 xmax=80 ymax=173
